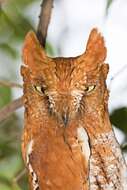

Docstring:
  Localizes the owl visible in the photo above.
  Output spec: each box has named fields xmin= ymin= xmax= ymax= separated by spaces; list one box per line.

xmin=21 ymin=28 xmax=127 ymax=190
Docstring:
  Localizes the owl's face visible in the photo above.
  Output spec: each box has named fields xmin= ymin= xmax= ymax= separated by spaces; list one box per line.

xmin=22 ymin=29 xmax=109 ymax=127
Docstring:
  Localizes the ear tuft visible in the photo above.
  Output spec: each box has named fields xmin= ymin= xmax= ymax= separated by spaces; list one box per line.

xmin=78 ymin=28 xmax=107 ymax=71
xmin=86 ymin=28 xmax=107 ymax=63
xmin=22 ymin=31 xmax=47 ymax=70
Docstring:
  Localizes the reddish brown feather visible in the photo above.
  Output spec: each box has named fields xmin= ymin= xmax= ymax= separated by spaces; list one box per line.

xmin=21 ymin=28 xmax=127 ymax=190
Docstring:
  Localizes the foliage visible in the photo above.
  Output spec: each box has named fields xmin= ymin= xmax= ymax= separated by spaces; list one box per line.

xmin=0 ymin=113 xmax=27 ymax=190
xmin=0 ymin=0 xmax=40 ymax=189
xmin=110 ymin=107 xmax=127 ymax=136
xmin=0 ymin=86 xmax=11 ymax=108
xmin=0 ymin=0 xmax=36 ymax=59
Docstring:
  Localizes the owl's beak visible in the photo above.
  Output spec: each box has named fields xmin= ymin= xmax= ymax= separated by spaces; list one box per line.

xmin=62 ymin=113 xmax=69 ymax=126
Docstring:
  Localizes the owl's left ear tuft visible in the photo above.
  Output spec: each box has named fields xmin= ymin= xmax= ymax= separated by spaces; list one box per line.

xmin=22 ymin=31 xmax=47 ymax=71
xmin=85 ymin=28 xmax=107 ymax=63
xmin=79 ymin=28 xmax=107 ymax=70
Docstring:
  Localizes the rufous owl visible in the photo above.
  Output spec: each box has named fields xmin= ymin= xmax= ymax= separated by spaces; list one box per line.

xmin=21 ymin=28 xmax=127 ymax=190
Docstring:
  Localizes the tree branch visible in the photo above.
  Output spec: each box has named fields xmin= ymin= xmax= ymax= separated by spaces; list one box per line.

xmin=37 ymin=0 xmax=54 ymax=47
xmin=0 ymin=97 xmax=23 ymax=122
xmin=13 ymin=168 xmax=27 ymax=183
xmin=0 ymin=80 xmax=22 ymax=88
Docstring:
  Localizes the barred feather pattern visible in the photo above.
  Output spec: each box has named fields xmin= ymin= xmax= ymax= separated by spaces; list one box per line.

xmin=89 ymin=131 xmax=127 ymax=190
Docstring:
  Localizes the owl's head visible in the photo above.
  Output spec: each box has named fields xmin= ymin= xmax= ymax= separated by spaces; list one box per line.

xmin=21 ymin=28 xmax=109 ymax=126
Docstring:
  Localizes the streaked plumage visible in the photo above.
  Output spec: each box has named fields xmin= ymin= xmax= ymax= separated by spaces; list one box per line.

xmin=21 ymin=28 xmax=127 ymax=190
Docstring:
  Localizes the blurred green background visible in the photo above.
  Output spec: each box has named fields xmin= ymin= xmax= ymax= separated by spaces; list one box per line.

xmin=0 ymin=0 xmax=127 ymax=190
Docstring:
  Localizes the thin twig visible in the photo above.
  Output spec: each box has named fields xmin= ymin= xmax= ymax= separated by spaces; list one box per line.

xmin=0 ymin=80 xmax=22 ymax=88
xmin=37 ymin=0 xmax=54 ymax=47
xmin=13 ymin=168 xmax=27 ymax=183
xmin=0 ymin=97 xmax=23 ymax=122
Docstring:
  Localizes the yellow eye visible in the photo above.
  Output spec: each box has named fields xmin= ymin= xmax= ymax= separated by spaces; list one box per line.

xmin=33 ymin=85 xmax=45 ymax=95
xmin=84 ymin=85 xmax=96 ymax=93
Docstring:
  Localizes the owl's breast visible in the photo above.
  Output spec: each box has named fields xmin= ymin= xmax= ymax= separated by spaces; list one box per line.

xmin=22 ymin=121 xmax=90 ymax=190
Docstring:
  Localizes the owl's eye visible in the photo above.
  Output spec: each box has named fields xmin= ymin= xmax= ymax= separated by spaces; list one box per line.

xmin=33 ymin=85 xmax=45 ymax=95
xmin=84 ymin=85 xmax=96 ymax=93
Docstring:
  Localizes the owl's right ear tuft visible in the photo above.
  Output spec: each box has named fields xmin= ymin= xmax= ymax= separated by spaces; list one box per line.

xmin=85 ymin=28 xmax=107 ymax=63
xmin=22 ymin=31 xmax=47 ymax=71
xmin=78 ymin=28 xmax=107 ymax=71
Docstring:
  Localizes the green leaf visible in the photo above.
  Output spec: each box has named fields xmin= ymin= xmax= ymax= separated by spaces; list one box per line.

xmin=6 ymin=0 xmax=39 ymax=9
xmin=0 ymin=182 xmax=11 ymax=190
xmin=0 ymin=176 xmax=11 ymax=188
xmin=0 ymin=155 xmax=22 ymax=180
xmin=12 ymin=182 xmax=22 ymax=190
xmin=0 ymin=86 xmax=12 ymax=108
xmin=0 ymin=44 xmax=18 ymax=59
xmin=0 ymin=8 xmax=34 ymax=42
xmin=105 ymin=0 xmax=114 ymax=15
xmin=46 ymin=42 xmax=55 ymax=56
xmin=0 ymin=114 xmax=28 ymax=189
xmin=110 ymin=107 xmax=127 ymax=134
xmin=121 ymin=142 xmax=127 ymax=152
xmin=0 ymin=140 xmax=17 ymax=158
